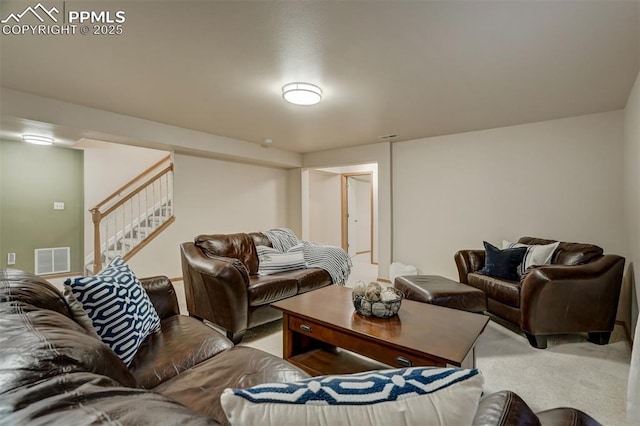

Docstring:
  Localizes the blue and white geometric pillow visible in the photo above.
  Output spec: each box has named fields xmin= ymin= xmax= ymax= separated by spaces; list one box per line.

xmin=65 ymin=256 xmax=161 ymax=366
xmin=220 ymin=367 xmax=484 ymax=425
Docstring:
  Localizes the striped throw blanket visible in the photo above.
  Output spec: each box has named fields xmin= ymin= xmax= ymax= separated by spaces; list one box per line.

xmin=263 ymin=228 xmax=352 ymax=286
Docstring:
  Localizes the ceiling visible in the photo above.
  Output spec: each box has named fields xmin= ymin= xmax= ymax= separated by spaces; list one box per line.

xmin=1 ymin=1 xmax=639 ymax=153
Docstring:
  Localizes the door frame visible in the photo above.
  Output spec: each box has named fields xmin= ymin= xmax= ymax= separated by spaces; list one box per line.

xmin=341 ymin=172 xmax=374 ymax=264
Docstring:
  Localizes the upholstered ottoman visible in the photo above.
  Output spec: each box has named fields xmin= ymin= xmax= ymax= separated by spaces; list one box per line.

xmin=394 ymin=275 xmax=487 ymax=313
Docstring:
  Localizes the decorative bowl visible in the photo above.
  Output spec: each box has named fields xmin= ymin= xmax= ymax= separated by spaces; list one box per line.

xmin=352 ymin=287 xmax=404 ymax=318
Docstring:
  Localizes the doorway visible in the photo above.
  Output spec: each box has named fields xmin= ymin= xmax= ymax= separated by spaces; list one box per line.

xmin=341 ymin=172 xmax=374 ymax=264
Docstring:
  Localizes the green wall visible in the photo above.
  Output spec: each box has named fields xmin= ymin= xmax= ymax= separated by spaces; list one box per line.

xmin=0 ymin=140 xmax=84 ymax=273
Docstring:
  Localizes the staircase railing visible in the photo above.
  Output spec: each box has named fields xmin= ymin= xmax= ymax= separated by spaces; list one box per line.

xmin=89 ymin=155 xmax=174 ymax=273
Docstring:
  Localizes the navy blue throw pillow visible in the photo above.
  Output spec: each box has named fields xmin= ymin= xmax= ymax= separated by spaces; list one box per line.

xmin=479 ymin=241 xmax=527 ymax=281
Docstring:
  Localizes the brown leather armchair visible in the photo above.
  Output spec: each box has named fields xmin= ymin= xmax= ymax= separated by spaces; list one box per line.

xmin=181 ymin=232 xmax=332 ymax=343
xmin=455 ymin=237 xmax=625 ymax=349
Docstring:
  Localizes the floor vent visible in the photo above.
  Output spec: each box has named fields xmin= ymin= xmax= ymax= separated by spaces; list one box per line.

xmin=35 ymin=247 xmax=70 ymax=275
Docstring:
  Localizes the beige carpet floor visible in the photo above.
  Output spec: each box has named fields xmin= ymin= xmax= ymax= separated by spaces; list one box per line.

xmin=237 ymin=317 xmax=632 ymax=425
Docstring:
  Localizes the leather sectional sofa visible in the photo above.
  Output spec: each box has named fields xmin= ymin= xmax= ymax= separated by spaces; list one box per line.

xmin=0 ymin=268 xmax=602 ymax=425
xmin=181 ymin=232 xmax=332 ymax=343
xmin=455 ymin=236 xmax=625 ymax=349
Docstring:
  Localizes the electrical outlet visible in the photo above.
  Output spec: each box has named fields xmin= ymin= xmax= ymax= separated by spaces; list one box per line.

xmin=54 ymin=202 xmax=64 ymax=210
xmin=7 ymin=253 xmax=16 ymax=265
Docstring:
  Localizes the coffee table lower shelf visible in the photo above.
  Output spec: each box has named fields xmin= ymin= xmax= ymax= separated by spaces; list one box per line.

xmin=288 ymin=348 xmax=392 ymax=376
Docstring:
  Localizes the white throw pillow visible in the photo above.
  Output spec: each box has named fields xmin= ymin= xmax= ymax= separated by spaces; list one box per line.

xmin=220 ymin=367 xmax=484 ymax=426
xmin=257 ymin=244 xmax=306 ymax=275
xmin=502 ymin=240 xmax=560 ymax=276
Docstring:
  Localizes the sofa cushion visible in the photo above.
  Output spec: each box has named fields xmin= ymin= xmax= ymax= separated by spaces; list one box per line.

xmin=65 ymin=256 xmax=161 ymax=366
xmin=248 ymin=275 xmax=299 ymax=307
xmin=1 ymin=372 xmax=219 ymax=426
xmin=468 ymin=272 xmax=521 ymax=307
xmin=129 ymin=315 xmax=233 ymax=389
xmin=517 ymin=237 xmax=604 ymax=266
xmin=257 ymin=244 xmax=306 ymax=275
xmin=0 ymin=268 xmax=72 ymax=317
xmin=220 ymin=367 xmax=484 ymax=426
xmin=196 ymin=233 xmax=260 ymax=274
xmin=288 ymin=268 xmax=333 ymax=293
xmin=503 ymin=240 xmax=559 ymax=276
xmin=153 ymin=346 xmax=309 ymax=425
xmin=479 ymin=241 xmax=527 ymax=281
xmin=0 ymin=303 xmax=137 ymax=390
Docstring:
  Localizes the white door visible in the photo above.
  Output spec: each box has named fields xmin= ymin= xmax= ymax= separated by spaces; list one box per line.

xmin=347 ymin=176 xmax=358 ymax=256
xmin=354 ymin=177 xmax=371 ymax=254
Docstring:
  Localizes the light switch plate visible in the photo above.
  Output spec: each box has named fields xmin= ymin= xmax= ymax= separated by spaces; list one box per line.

xmin=7 ymin=253 xmax=16 ymax=265
xmin=54 ymin=202 xmax=64 ymax=210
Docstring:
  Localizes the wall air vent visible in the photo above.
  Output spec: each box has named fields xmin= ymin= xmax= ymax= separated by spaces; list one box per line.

xmin=35 ymin=247 xmax=70 ymax=275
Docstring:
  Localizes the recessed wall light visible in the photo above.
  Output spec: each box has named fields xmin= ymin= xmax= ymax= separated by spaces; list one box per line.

xmin=282 ymin=82 xmax=322 ymax=106
xmin=23 ymin=135 xmax=54 ymax=145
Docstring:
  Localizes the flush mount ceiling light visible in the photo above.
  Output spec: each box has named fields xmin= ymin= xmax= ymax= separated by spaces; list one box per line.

xmin=282 ymin=82 xmax=322 ymax=106
xmin=23 ymin=135 xmax=54 ymax=145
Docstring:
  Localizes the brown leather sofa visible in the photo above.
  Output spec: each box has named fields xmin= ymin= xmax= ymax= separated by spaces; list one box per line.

xmin=0 ymin=268 xmax=602 ymax=425
xmin=455 ymin=237 xmax=625 ymax=349
xmin=0 ymin=268 xmax=307 ymax=425
xmin=181 ymin=232 xmax=332 ymax=343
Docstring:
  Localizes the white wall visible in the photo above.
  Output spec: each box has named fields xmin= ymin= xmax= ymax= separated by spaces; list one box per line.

xmin=624 ymin=70 xmax=640 ymax=334
xmin=308 ymin=170 xmax=342 ymax=246
xmin=127 ymin=153 xmax=290 ymax=278
xmin=82 ymin=140 xmax=169 ymax=258
xmin=306 ymin=163 xmax=379 ymax=263
xmin=303 ymin=146 xmax=390 ymax=277
xmin=393 ymin=111 xmax=626 ymax=286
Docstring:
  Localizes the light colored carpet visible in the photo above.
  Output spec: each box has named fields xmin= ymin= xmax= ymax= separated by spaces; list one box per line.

xmin=238 ymin=317 xmax=632 ymax=425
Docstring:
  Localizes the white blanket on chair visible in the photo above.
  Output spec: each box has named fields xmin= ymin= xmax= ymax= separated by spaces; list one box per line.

xmin=263 ymin=228 xmax=352 ymax=285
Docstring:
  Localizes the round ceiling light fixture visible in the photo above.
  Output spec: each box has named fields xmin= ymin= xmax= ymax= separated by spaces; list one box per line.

xmin=282 ymin=82 xmax=322 ymax=106
xmin=23 ymin=134 xmax=54 ymax=145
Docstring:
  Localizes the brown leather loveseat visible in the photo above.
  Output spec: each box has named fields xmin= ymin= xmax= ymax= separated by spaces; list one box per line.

xmin=455 ymin=237 xmax=625 ymax=349
xmin=181 ymin=232 xmax=332 ymax=343
xmin=1 ymin=268 xmax=602 ymax=425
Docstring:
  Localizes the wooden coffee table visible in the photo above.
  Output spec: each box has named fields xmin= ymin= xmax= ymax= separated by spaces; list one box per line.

xmin=272 ymin=285 xmax=489 ymax=376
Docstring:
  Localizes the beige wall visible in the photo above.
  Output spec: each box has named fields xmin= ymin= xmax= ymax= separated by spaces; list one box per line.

xmin=308 ymin=170 xmax=342 ymax=246
xmin=321 ymin=164 xmax=379 ymax=263
xmin=2 ymin=89 xmax=301 ymax=169
xmin=126 ymin=153 xmax=290 ymax=278
xmin=303 ymin=143 xmax=391 ymax=277
xmin=286 ymin=168 xmax=303 ymax=237
xmin=393 ymin=111 xmax=626 ymax=289
xmin=81 ymin=140 xmax=169 ymax=259
xmin=624 ymin=70 xmax=640 ymax=335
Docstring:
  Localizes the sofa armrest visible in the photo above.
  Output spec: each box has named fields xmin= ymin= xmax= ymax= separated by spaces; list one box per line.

xmin=536 ymin=407 xmax=602 ymax=426
xmin=472 ymin=390 xmax=540 ymax=426
xmin=180 ymin=242 xmax=250 ymax=334
xmin=520 ymin=255 xmax=625 ymax=334
xmin=454 ymin=250 xmax=486 ymax=284
xmin=140 ymin=276 xmax=180 ymax=320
